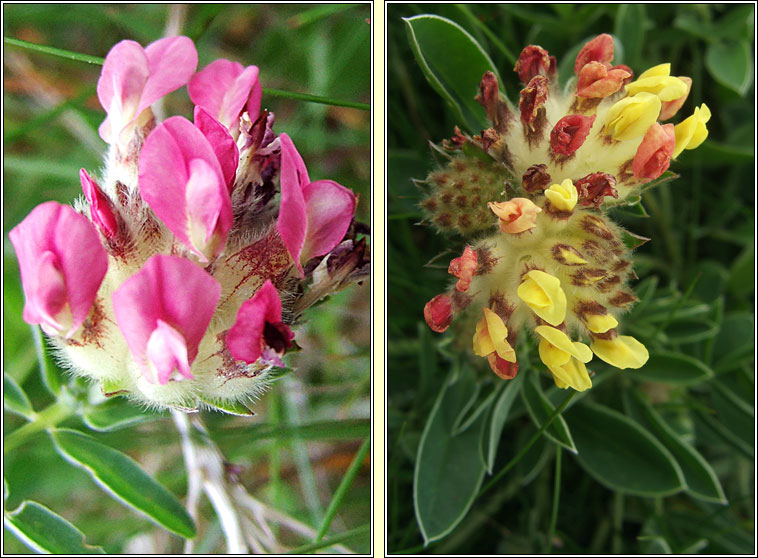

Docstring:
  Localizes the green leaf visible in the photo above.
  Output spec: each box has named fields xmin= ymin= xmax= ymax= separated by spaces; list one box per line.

xmin=663 ymin=318 xmax=720 ymax=344
xmin=31 ymin=325 xmax=61 ymax=396
xmin=566 ymin=402 xmax=684 ymax=496
xmin=626 ymin=392 xmax=727 ymax=504
xmin=620 ymin=229 xmax=651 ymax=250
xmin=403 ymin=14 xmax=500 ymax=132
xmin=198 ymin=396 xmax=255 ymax=417
xmin=81 ymin=397 xmax=165 ymax=432
xmin=614 ymin=5 xmax=646 ymax=68
xmin=4 ymin=500 xmax=105 ymax=554
xmin=3 ymin=373 xmax=34 ymax=419
xmin=50 ymin=429 xmax=196 ymax=538
xmin=632 ymin=351 xmax=714 ymax=385
xmin=705 ymin=40 xmax=754 ymax=96
xmin=521 ymin=373 xmax=577 ymax=454
xmin=414 ymin=373 xmax=487 ymax=544
xmin=480 ymin=373 xmax=524 ymax=473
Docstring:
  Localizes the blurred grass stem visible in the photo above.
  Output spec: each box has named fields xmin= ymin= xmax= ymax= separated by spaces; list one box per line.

xmin=3 ymin=400 xmax=75 ymax=453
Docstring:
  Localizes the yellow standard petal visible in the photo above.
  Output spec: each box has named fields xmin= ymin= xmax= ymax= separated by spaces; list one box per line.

xmin=585 ymin=313 xmax=619 ymax=334
xmin=673 ymin=103 xmax=711 ymax=158
xmin=535 ymin=326 xmax=593 ymax=365
xmin=591 ymin=335 xmax=649 ymax=369
xmin=604 ymin=92 xmax=662 ymax=141
xmin=517 ymin=270 xmax=567 ymax=326
xmin=544 ymin=179 xmax=578 ymax=211
xmin=473 ymin=308 xmax=516 ymax=362
xmin=626 ymin=63 xmax=689 ymax=102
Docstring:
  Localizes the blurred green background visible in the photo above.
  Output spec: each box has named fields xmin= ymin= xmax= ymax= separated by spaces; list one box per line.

xmin=388 ymin=3 xmax=754 ymax=555
xmin=3 ymin=3 xmax=370 ymax=554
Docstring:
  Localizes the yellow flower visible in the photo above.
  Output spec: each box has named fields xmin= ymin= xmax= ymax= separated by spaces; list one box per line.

xmin=544 ymin=179 xmax=578 ymax=211
xmin=673 ymin=103 xmax=711 ymax=158
xmin=591 ymin=335 xmax=649 ymax=369
xmin=517 ymin=270 xmax=567 ymax=326
xmin=605 ymin=92 xmax=661 ymax=141
xmin=488 ymin=198 xmax=541 ymax=234
xmin=473 ymin=308 xmax=516 ymax=363
xmin=626 ymin=63 xmax=689 ymax=102
xmin=584 ymin=313 xmax=618 ymax=334
xmin=535 ymin=325 xmax=593 ymax=391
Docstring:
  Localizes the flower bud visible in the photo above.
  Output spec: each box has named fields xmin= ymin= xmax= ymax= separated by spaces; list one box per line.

xmin=632 ymin=123 xmax=675 ymax=181
xmin=517 ymin=270 xmax=567 ymax=326
xmin=522 ymin=164 xmax=552 ymax=192
xmin=489 ymin=198 xmax=541 ymax=234
xmin=424 ymin=294 xmax=453 ymax=333
xmin=515 ymin=45 xmax=556 ymax=84
xmin=448 ymin=246 xmax=477 ymax=292
xmin=552 ymin=244 xmax=588 ymax=266
xmin=576 ymin=61 xmax=631 ymax=98
xmin=544 ymin=179 xmax=579 ymax=212
xmin=673 ymin=104 xmax=711 ymax=158
xmin=574 ymin=34 xmax=614 ymax=74
xmin=550 ymin=114 xmax=595 ymax=157
xmin=473 ymin=308 xmax=518 ymax=379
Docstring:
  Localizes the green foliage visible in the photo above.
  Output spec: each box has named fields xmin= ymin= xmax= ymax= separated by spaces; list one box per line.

xmin=388 ymin=3 xmax=754 ymax=554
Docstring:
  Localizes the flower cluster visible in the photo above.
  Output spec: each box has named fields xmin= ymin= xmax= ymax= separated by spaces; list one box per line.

xmin=10 ymin=36 xmax=369 ymax=411
xmin=422 ymin=34 xmax=709 ymax=391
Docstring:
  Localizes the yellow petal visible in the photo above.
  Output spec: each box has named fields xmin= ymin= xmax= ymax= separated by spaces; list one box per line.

xmin=535 ymin=326 xmax=591 ymax=363
xmin=605 ymin=92 xmax=661 ymax=141
xmin=637 ymin=63 xmax=670 ymax=80
xmin=585 ymin=313 xmax=619 ymax=334
xmin=539 ymin=336 xmax=572 ymax=368
xmin=544 ymin=179 xmax=578 ymax=211
xmin=517 ymin=270 xmax=567 ymax=326
xmin=548 ymin=357 xmax=592 ymax=391
xmin=591 ymin=335 xmax=649 ymax=369
xmin=483 ymin=308 xmax=516 ymax=362
xmin=673 ymin=103 xmax=711 ymax=158
xmin=626 ymin=74 xmax=689 ymax=102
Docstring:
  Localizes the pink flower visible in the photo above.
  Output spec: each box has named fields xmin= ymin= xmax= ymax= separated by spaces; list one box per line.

xmin=112 ymin=254 xmax=221 ymax=385
xmin=424 ymin=294 xmax=453 ymax=333
xmin=448 ymin=246 xmax=477 ymax=292
xmin=97 ymin=36 xmax=198 ymax=144
xmin=9 ymin=201 xmax=108 ymax=338
xmin=80 ymin=169 xmax=118 ymax=238
xmin=632 ymin=123 xmax=675 ymax=182
xmin=194 ymin=106 xmax=239 ymax=190
xmin=138 ymin=116 xmax=233 ymax=262
xmin=188 ymin=59 xmax=262 ymax=132
xmin=488 ymin=198 xmax=542 ymax=234
xmin=576 ymin=61 xmax=631 ymax=98
xmin=574 ymin=33 xmax=614 ymax=74
xmin=550 ymin=114 xmax=596 ymax=157
xmin=226 ymin=280 xmax=294 ymax=367
xmin=276 ymin=133 xmax=357 ymax=277
xmin=514 ymin=45 xmax=556 ymax=84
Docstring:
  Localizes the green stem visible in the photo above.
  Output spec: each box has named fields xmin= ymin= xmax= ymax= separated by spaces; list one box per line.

xmin=3 ymin=400 xmax=75 ymax=453
xmin=262 ymin=88 xmax=369 ymax=111
xmin=612 ymin=491 xmax=624 ymax=554
xmin=315 ymin=437 xmax=370 ymax=543
xmin=4 ymin=36 xmax=105 ymax=64
xmin=288 ymin=524 xmax=369 ymax=554
xmin=546 ymin=446 xmax=562 ymax=553
xmin=479 ymin=391 xmax=576 ymax=497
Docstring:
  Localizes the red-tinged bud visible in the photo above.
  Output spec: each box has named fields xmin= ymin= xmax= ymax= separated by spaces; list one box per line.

xmin=574 ymin=34 xmax=614 ymax=74
xmin=659 ymin=76 xmax=692 ymax=121
xmin=476 ymin=71 xmax=512 ymax=133
xmin=488 ymin=354 xmax=519 ymax=380
xmin=550 ymin=114 xmax=596 ymax=157
xmin=519 ymin=75 xmax=549 ymax=128
xmin=611 ymin=64 xmax=634 ymax=86
xmin=632 ymin=123 xmax=675 ymax=182
xmin=576 ymin=62 xmax=631 ymax=98
xmin=522 ymin=164 xmax=552 ymax=192
xmin=575 ymin=172 xmax=618 ymax=208
xmin=424 ymin=294 xmax=453 ymax=332
xmin=448 ymin=246 xmax=477 ymax=292
xmin=515 ymin=45 xmax=556 ymax=84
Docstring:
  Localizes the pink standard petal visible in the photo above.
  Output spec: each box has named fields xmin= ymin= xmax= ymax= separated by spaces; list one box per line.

xmin=194 ymin=106 xmax=239 ymax=190
xmin=185 ymin=157 xmax=231 ymax=261
xmin=276 ymin=133 xmax=309 ymax=276
xmin=188 ymin=59 xmax=244 ymax=127
xmin=96 ymin=40 xmax=149 ymax=143
xmin=9 ymin=202 xmax=107 ymax=337
xmin=139 ymin=36 xmax=198 ymax=115
xmin=218 ymin=65 xmax=260 ymax=130
xmin=145 ymin=319 xmax=193 ymax=384
xmin=301 ymin=179 xmax=356 ymax=261
xmin=80 ymin=169 xmax=118 ymax=237
xmin=112 ymin=254 xmax=221 ymax=378
xmin=226 ymin=280 xmax=284 ymax=364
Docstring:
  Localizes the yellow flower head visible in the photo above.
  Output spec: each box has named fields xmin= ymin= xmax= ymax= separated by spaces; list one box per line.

xmin=590 ymin=335 xmax=649 ymax=369
xmin=544 ymin=179 xmax=578 ymax=212
xmin=473 ymin=308 xmax=516 ymax=363
xmin=673 ymin=103 xmax=711 ymax=158
xmin=535 ymin=325 xmax=593 ymax=391
xmin=517 ymin=270 xmax=567 ymax=326
xmin=626 ymin=63 xmax=690 ymax=102
xmin=604 ymin=92 xmax=661 ymax=141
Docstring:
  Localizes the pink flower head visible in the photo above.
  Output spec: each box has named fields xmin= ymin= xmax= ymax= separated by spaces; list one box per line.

xmin=424 ymin=294 xmax=453 ymax=333
xmin=488 ymin=198 xmax=542 ymax=234
xmin=276 ymin=133 xmax=357 ymax=277
xmin=226 ymin=280 xmax=294 ymax=367
xmin=448 ymin=246 xmax=477 ymax=292
xmin=576 ymin=61 xmax=631 ymax=98
xmin=80 ymin=169 xmax=118 ymax=238
xmin=9 ymin=201 xmax=108 ymax=338
xmin=550 ymin=114 xmax=596 ymax=157
xmin=514 ymin=45 xmax=557 ymax=84
xmin=97 ymin=36 xmax=198 ymax=144
xmin=188 ymin=59 xmax=262 ymax=132
xmin=632 ymin=123 xmax=675 ymax=182
xmin=193 ymin=106 xmax=239 ymax=190
xmin=112 ymin=254 xmax=221 ymax=385
xmin=138 ymin=116 xmax=232 ymax=262
xmin=574 ymin=33 xmax=615 ymax=74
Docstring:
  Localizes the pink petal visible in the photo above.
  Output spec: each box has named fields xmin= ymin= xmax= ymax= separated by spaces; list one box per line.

xmin=247 ymin=76 xmax=263 ymax=124
xmin=218 ymin=65 xmax=260 ymax=131
xmin=188 ymin=59 xmax=244 ymax=128
xmin=138 ymin=116 xmax=231 ymax=260
xmin=139 ymin=36 xmax=198 ymax=115
xmin=9 ymin=202 xmax=108 ymax=337
xmin=226 ymin=280 xmax=288 ymax=364
xmin=112 ymin=254 xmax=220 ymax=380
xmin=80 ymin=169 xmax=118 ymax=238
xmin=194 ymin=106 xmax=239 ymax=190
xmin=96 ymin=40 xmax=149 ymax=143
xmin=276 ymin=133 xmax=309 ymax=276
xmin=301 ymin=179 xmax=356 ymax=261
xmin=185 ymin=157 xmax=230 ymax=260
xmin=145 ymin=319 xmax=193 ymax=384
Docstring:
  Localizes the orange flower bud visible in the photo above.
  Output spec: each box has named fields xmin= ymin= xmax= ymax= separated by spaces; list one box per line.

xmin=489 ymin=198 xmax=541 ymax=234
xmin=424 ymin=294 xmax=453 ymax=333
xmin=448 ymin=246 xmax=477 ymax=292
xmin=632 ymin=123 xmax=675 ymax=182
xmin=574 ymin=34 xmax=614 ymax=74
